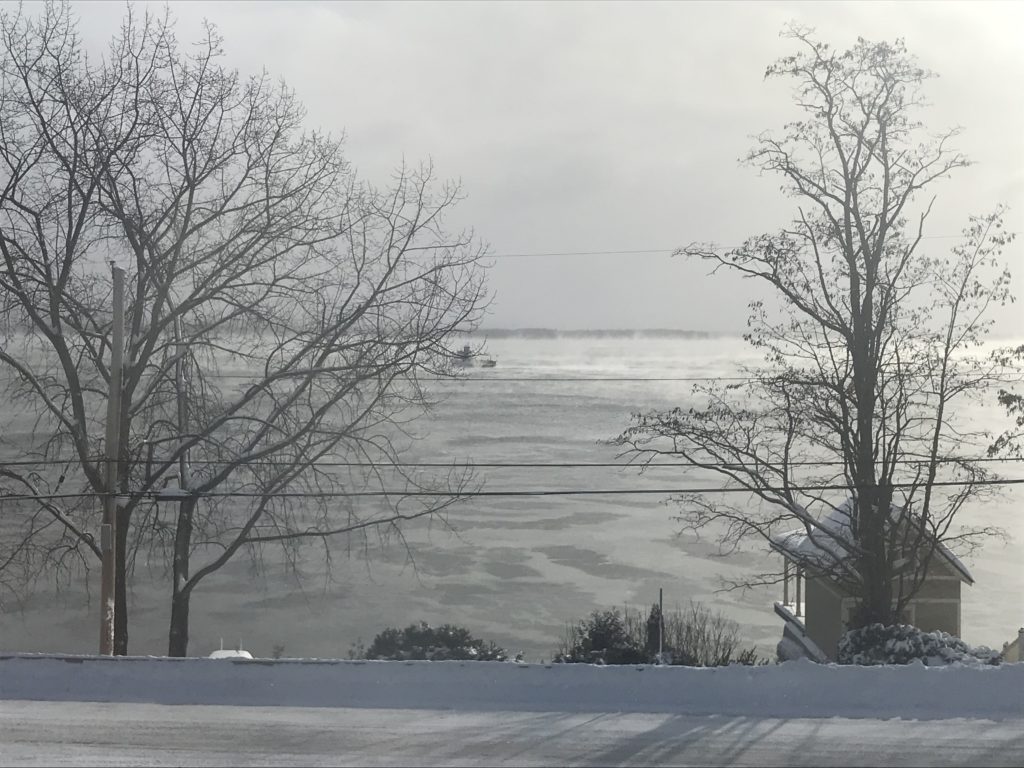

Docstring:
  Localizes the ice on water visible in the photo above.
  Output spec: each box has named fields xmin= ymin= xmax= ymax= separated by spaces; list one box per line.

xmin=2 ymin=333 xmax=1021 ymax=661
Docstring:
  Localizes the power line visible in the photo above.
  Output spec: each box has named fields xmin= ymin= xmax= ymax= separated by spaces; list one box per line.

xmin=2 ymin=476 xmax=1022 ymax=502
xmin=484 ymin=235 xmax=971 ymax=259
xmin=141 ymin=458 xmax=1024 ymax=469
xmin=205 ymin=374 xmax=748 ymax=381
xmin=441 ymin=375 xmax=1024 ymax=383
xmin=20 ymin=370 xmax=1017 ymax=384
xmin=4 ymin=456 xmax=1023 ymax=470
xmin=0 ymin=458 xmax=104 ymax=467
xmin=95 ymin=456 xmax=1024 ymax=469
xmin=203 ymin=373 xmax=1024 ymax=383
xmin=491 ymin=248 xmax=677 ymax=258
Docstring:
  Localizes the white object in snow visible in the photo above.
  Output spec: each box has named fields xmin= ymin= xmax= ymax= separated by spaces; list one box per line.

xmin=209 ymin=638 xmax=253 ymax=659
xmin=208 ymin=649 xmax=254 ymax=660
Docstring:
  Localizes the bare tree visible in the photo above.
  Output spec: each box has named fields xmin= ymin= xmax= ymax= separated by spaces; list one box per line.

xmin=615 ymin=27 xmax=1013 ymax=628
xmin=991 ymin=349 xmax=1024 ymax=458
xmin=0 ymin=2 xmax=487 ymax=656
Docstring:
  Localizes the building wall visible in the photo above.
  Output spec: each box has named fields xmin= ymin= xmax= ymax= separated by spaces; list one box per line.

xmin=1003 ymin=630 xmax=1024 ymax=662
xmin=912 ymin=599 xmax=960 ymax=637
xmin=903 ymin=560 xmax=963 ymax=636
xmin=805 ymin=577 xmax=843 ymax=661
xmin=905 ymin=578 xmax=961 ymax=601
xmin=796 ymin=561 xmax=966 ymax=660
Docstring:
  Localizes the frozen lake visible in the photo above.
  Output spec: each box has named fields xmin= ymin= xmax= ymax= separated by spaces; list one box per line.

xmin=2 ymin=333 xmax=1022 ymax=661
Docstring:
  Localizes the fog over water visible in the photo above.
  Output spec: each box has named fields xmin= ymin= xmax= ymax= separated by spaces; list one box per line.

xmin=52 ymin=1 xmax=1024 ymax=332
xmin=0 ymin=0 xmax=1021 ymax=660
xmin=3 ymin=334 xmax=1020 ymax=660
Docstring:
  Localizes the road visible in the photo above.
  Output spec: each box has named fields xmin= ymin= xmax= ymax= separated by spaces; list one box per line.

xmin=1 ymin=699 xmax=1022 ymax=767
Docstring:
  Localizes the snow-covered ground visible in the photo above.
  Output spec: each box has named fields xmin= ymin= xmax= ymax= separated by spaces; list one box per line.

xmin=2 ymin=655 xmax=1021 ymax=766
xmin=4 ymin=701 xmax=1023 ymax=767
xmin=1 ymin=654 xmax=1022 ymax=721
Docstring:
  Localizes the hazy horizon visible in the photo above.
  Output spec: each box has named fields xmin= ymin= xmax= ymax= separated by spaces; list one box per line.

xmin=45 ymin=0 xmax=1024 ymax=334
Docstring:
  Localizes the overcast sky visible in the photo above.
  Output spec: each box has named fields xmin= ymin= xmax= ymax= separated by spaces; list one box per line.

xmin=68 ymin=1 xmax=1024 ymax=332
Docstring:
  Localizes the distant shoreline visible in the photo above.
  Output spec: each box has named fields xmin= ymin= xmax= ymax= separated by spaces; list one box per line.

xmin=464 ymin=328 xmax=1024 ymax=343
xmin=464 ymin=328 xmax=738 ymax=339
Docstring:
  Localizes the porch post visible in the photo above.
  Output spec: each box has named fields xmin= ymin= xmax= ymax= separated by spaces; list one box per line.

xmin=795 ymin=568 xmax=802 ymax=617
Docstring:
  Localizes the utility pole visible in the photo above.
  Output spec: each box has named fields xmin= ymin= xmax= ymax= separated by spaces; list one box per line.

xmin=174 ymin=314 xmax=190 ymax=496
xmin=658 ymin=587 xmax=664 ymax=660
xmin=99 ymin=265 xmax=124 ymax=655
xmin=166 ymin=307 xmax=196 ymax=657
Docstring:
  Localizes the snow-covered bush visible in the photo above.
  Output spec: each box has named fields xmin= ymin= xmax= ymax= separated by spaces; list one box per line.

xmin=838 ymin=623 xmax=1001 ymax=667
xmin=362 ymin=622 xmax=508 ymax=661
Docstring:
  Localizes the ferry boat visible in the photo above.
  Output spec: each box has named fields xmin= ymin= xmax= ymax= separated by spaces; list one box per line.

xmin=453 ymin=344 xmax=497 ymax=367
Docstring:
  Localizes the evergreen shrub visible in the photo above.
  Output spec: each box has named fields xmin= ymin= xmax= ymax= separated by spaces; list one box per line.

xmin=361 ymin=621 xmax=508 ymax=661
xmin=837 ymin=623 xmax=1001 ymax=666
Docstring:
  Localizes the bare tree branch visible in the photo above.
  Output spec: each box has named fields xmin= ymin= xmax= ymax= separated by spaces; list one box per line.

xmin=0 ymin=1 xmax=489 ymax=656
xmin=617 ymin=27 xmax=1012 ymax=631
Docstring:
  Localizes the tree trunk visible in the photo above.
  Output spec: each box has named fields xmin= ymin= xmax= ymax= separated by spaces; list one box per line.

xmin=168 ymin=497 xmax=196 ymax=657
xmin=113 ymin=504 xmax=130 ymax=655
xmin=168 ymin=588 xmax=192 ymax=657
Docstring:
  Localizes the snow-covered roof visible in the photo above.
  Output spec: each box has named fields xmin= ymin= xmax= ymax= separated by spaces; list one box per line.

xmin=769 ymin=498 xmax=973 ymax=585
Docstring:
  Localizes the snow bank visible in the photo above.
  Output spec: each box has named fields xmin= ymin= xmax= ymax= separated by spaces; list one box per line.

xmin=1 ymin=654 xmax=1021 ymax=720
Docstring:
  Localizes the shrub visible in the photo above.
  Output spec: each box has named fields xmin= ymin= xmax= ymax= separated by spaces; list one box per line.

xmin=555 ymin=609 xmax=648 ymax=665
xmin=361 ymin=622 xmax=508 ymax=661
xmin=658 ymin=601 xmax=763 ymax=667
xmin=346 ymin=639 xmax=367 ymax=660
xmin=838 ymin=623 xmax=1001 ymax=667
xmin=555 ymin=602 xmax=764 ymax=666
